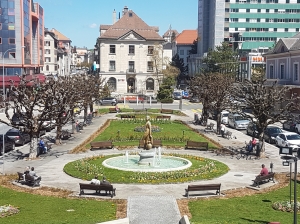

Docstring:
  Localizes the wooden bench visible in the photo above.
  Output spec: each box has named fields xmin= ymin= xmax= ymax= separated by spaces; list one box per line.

xmin=79 ymin=183 xmax=116 ymax=198
xmin=224 ymin=131 xmax=232 ymax=139
xmin=185 ymin=141 xmax=208 ymax=150
xmin=109 ymin=108 xmax=117 ymax=113
xmin=161 ymin=109 xmax=173 ymax=114
xmin=17 ymin=172 xmax=25 ymax=182
xmin=138 ymin=139 xmax=162 ymax=148
xmin=252 ymin=172 xmax=275 ymax=188
xmin=23 ymin=174 xmax=41 ymax=187
xmin=156 ymin=115 xmax=171 ymax=121
xmin=185 ymin=184 xmax=221 ymax=198
xmin=204 ymin=123 xmax=215 ymax=133
xmin=120 ymin=115 xmax=136 ymax=119
xmin=90 ymin=141 xmax=113 ymax=150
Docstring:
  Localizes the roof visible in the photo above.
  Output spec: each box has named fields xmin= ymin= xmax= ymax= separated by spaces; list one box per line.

xmin=175 ymin=30 xmax=197 ymax=45
xmin=50 ymin=28 xmax=70 ymax=41
xmin=99 ymin=10 xmax=164 ymax=41
xmin=163 ymin=29 xmax=179 ymax=37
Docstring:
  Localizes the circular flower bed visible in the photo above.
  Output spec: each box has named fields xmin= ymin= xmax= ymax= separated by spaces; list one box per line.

xmin=134 ymin=125 xmax=161 ymax=132
xmin=272 ymin=201 xmax=300 ymax=212
xmin=0 ymin=204 xmax=19 ymax=218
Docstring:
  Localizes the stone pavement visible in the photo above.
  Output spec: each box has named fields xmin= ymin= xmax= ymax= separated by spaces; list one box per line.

xmin=0 ymin=110 xmax=292 ymax=224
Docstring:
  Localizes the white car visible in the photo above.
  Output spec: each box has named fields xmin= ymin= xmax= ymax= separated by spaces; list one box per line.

xmin=275 ymin=132 xmax=300 ymax=150
xmin=221 ymin=110 xmax=230 ymax=125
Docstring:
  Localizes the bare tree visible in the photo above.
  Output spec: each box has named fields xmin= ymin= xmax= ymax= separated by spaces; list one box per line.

xmin=231 ymin=78 xmax=296 ymax=157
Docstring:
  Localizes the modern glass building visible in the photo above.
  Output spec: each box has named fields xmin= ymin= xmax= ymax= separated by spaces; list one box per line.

xmin=198 ymin=0 xmax=300 ymax=57
xmin=0 ymin=0 xmax=44 ymax=77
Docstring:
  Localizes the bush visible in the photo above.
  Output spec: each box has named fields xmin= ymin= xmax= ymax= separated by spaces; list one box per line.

xmin=160 ymin=98 xmax=174 ymax=103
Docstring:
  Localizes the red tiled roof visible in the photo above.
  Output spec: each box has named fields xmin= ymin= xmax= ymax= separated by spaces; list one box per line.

xmin=175 ymin=30 xmax=198 ymax=45
xmin=50 ymin=28 xmax=70 ymax=41
xmin=99 ymin=10 xmax=164 ymax=41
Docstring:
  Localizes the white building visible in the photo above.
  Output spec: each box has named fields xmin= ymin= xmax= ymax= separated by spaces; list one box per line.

xmin=95 ymin=6 xmax=165 ymax=96
xmin=42 ymin=29 xmax=58 ymax=75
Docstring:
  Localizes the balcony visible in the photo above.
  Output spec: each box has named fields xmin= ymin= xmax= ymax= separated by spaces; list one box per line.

xmin=126 ymin=68 xmax=136 ymax=74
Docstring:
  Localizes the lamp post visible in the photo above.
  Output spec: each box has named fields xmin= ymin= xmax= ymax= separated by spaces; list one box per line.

xmin=2 ymin=46 xmax=25 ymax=175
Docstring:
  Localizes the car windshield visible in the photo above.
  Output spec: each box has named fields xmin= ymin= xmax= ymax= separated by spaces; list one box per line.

xmin=6 ymin=131 xmax=19 ymax=136
xmin=286 ymin=134 xmax=300 ymax=140
xmin=222 ymin=114 xmax=229 ymax=117
xmin=268 ymin=128 xmax=282 ymax=134
xmin=235 ymin=116 xmax=246 ymax=121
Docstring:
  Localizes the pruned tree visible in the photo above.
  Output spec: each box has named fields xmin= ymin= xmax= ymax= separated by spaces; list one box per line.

xmin=149 ymin=43 xmax=164 ymax=85
xmin=231 ymin=78 xmax=297 ymax=157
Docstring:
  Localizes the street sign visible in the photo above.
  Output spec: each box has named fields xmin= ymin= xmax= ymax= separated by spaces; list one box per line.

xmin=283 ymin=161 xmax=290 ymax=166
xmin=279 ymin=147 xmax=293 ymax=155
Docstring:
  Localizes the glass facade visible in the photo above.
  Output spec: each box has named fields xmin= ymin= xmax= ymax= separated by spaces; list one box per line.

xmin=39 ymin=5 xmax=43 ymax=65
xmin=0 ymin=0 xmax=16 ymax=58
xmin=24 ymin=0 xmax=31 ymax=64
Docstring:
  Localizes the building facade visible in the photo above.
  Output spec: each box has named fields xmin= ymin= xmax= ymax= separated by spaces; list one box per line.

xmin=0 ymin=0 xmax=44 ymax=78
xmin=42 ymin=29 xmax=58 ymax=75
xmin=95 ymin=6 xmax=165 ymax=96
xmin=198 ymin=0 xmax=300 ymax=57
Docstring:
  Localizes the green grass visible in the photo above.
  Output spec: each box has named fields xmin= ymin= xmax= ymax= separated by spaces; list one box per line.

xmin=189 ymin=182 xmax=300 ymax=224
xmin=63 ymin=154 xmax=229 ymax=184
xmin=88 ymin=120 xmax=218 ymax=148
xmin=0 ymin=186 xmax=116 ymax=224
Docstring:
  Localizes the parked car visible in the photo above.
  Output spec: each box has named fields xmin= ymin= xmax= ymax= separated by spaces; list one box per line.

xmin=189 ymin=96 xmax=200 ymax=103
xmin=99 ymin=97 xmax=118 ymax=106
xmin=283 ymin=120 xmax=298 ymax=132
xmin=208 ymin=110 xmax=229 ymax=124
xmin=6 ymin=128 xmax=31 ymax=146
xmin=275 ymin=132 xmax=300 ymax=150
xmin=173 ymin=92 xmax=182 ymax=100
xmin=0 ymin=134 xmax=16 ymax=154
xmin=228 ymin=113 xmax=250 ymax=130
xmin=264 ymin=126 xmax=283 ymax=144
xmin=42 ymin=120 xmax=56 ymax=132
xmin=11 ymin=112 xmax=26 ymax=126
xmin=119 ymin=95 xmax=144 ymax=103
xmin=146 ymin=96 xmax=157 ymax=103
xmin=246 ymin=122 xmax=258 ymax=137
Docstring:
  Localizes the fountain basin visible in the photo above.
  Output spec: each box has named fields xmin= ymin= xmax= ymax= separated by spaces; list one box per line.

xmin=102 ymin=155 xmax=192 ymax=172
xmin=138 ymin=150 xmax=156 ymax=165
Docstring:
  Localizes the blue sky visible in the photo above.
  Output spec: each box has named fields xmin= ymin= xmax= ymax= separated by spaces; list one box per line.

xmin=37 ymin=0 xmax=198 ymax=49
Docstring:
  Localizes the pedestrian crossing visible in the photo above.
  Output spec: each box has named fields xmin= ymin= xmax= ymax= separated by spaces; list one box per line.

xmin=191 ymin=109 xmax=202 ymax=113
xmin=183 ymin=102 xmax=202 ymax=105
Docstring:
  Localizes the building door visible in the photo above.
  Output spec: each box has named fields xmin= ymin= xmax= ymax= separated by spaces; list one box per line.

xmin=127 ymin=78 xmax=135 ymax=93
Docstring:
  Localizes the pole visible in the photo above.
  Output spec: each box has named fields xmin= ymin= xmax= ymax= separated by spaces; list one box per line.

xmin=290 ymin=162 xmax=292 ymax=204
xmin=294 ymin=158 xmax=297 ymax=224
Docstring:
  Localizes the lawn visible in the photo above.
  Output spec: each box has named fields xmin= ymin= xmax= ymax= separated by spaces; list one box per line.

xmin=64 ymin=154 xmax=229 ymax=184
xmin=88 ymin=119 xmax=218 ymax=148
xmin=189 ymin=181 xmax=300 ymax=224
xmin=0 ymin=186 xmax=116 ymax=224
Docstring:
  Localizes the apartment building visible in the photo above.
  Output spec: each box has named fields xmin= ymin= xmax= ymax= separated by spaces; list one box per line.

xmin=198 ymin=0 xmax=300 ymax=57
xmin=95 ymin=6 xmax=165 ymax=95
xmin=42 ymin=29 xmax=58 ymax=75
xmin=0 ymin=0 xmax=44 ymax=77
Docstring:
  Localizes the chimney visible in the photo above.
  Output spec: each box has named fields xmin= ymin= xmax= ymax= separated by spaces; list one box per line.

xmin=112 ymin=9 xmax=116 ymax=24
xmin=122 ymin=6 xmax=128 ymax=16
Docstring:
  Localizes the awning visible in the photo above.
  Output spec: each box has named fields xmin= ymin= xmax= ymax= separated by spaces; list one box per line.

xmin=0 ymin=74 xmax=46 ymax=87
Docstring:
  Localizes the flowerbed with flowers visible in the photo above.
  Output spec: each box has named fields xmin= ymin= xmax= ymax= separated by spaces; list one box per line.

xmin=272 ymin=200 xmax=300 ymax=212
xmin=64 ymin=154 xmax=229 ymax=184
xmin=0 ymin=204 xmax=19 ymax=218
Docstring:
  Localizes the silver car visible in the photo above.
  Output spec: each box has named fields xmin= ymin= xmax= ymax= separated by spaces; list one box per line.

xmin=99 ymin=97 xmax=117 ymax=106
xmin=228 ymin=113 xmax=250 ymax=130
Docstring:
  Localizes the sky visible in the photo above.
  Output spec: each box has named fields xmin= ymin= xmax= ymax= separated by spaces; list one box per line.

xmin=37 ymin=0 xmax=198 ymax=49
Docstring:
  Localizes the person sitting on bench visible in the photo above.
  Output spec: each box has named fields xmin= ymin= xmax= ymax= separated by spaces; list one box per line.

xmin=29 ymin=167 xmax=41 ymax=181
xmin=258 ymin=164 xmax=269 ymax=176
xmin=39 ymin=138 xmax=47 ymax=154
xmin=100 ymin=176 xmax=111 ymax=185
xmin=90 ymin=176 xmax=100 ymax=185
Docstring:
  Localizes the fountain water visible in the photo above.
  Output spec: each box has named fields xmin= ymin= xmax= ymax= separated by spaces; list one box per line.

xmin=124 ymin=151 xmax=129 ymax=163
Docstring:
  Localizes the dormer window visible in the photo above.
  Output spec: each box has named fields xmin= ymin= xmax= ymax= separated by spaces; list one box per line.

xmin=281 ymin=46 xmax=285 ymax=53
xmin=129 ymin=12 xmax=133 ymax=17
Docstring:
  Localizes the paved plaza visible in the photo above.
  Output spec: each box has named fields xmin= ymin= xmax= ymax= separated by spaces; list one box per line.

xmin=0 ymin=111 xmax=291 ymax=224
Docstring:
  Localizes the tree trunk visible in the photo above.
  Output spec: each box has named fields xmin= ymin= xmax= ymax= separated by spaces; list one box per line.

xmin=216 ymin=112 xmax=221 ymax=134
xmin=84 ymin=106 xmax=88 ymax=122
xmin=29 ymin=137 xmax=38 ymax=159
xmin=257 ymin=132 xmax=265 ymax=158
xmin=55 ymin=125 xmax=63 ymax=145
xmin=89 ymin=103 xmax=93 ymax=113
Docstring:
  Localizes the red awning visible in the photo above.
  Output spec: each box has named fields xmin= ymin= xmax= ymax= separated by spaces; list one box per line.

xmin=0 ymin=74 xmax=46 ymax=87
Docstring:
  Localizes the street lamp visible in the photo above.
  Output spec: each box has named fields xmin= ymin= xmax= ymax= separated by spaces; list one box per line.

xmin=2 ymin=46 xmax=25 ymax=175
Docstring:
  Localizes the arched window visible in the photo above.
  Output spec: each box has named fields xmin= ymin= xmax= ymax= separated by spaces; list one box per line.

xmin=46 ymin=65 xmax=49 ymax=71
xmin=107 ymin=77 xmax=117 ymax=92
xmin=146 ymin=78 xmax=154 ymax=90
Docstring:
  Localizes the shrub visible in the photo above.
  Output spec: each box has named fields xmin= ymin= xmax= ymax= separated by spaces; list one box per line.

xmin=160 ymin=98 xmax=174 ymax=103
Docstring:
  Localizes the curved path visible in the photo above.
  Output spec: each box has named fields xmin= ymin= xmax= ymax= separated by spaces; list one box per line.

xmin=2 ymin=111 xmax=289 ymax=199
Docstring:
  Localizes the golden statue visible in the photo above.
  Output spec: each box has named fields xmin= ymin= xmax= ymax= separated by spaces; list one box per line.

xmin=143 ymin=116 xmax=153 ymax=150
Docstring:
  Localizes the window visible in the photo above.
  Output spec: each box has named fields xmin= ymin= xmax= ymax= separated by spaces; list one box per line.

xmin=129 ymin=45 xmax=135 ymax=54
xmin=9 ymin=52 xmax=15 ymax=59
xmin=46 ymin=65 xmax=49 ymax=71
xmin=147 ymin=61 xmax=153 ymax=72
xmin=148 ymin=46 xmax=154 ymax=55
xmin=54 ymin=65 xmax=57 ymax=71
xmin=109 ymin=45 xmax=116 ymax=54
xmin=44 ymin=41 xmax=50 ymax=46
xmin=109 ymin=61 xmax=116 ymax=71
xmin=180 ymin=50 xmax=184 ymax=55
xmin=270 ymin=65 xmax=274 ymax=79
xmin=294 ymin=64 xmax=298 ymax=81
xmin=280 ymin=64 xmax=285 ymax=79
xmin=45 ymin=57 xmax=51 ymax=63
xmin=8 ymin=38 xmax=15 ymax=44
xmin=146 ymin=78 xmax=154 ymax=90
xmin=107 ymin=77 xmax=117 ymax=92
xmin=45 ymin=49 xmax=50 ymax=54
xmin=128 ymin=61 xmax=135 ymax=72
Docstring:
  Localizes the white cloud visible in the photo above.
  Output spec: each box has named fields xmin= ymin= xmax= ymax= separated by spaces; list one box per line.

xmin=89 ymin=23 xmax=97 ymax=29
